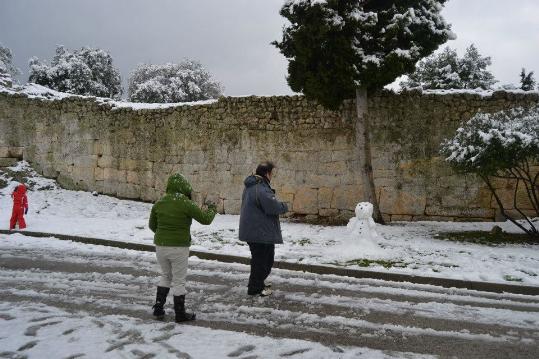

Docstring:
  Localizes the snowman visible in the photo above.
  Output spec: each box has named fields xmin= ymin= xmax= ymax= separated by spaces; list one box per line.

xmin=346 ymin=202 xmax=378 ymax=240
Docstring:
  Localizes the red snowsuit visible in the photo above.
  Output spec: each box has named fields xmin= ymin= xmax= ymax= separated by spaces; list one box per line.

xmin=10 ymin=184 xmax=28 ymax=230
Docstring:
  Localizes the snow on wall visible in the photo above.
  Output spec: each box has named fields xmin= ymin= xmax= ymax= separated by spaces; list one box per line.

xmin=0 ymin=84 xmax=537 ymax=222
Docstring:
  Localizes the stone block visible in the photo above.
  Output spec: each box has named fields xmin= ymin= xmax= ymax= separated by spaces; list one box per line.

xmin=319 ymin=208 xmax=339 ymax=217
xmin=139 ymin=171 xmax=154 ymax=187
xmin=126 ymin=170 xmax=139 ymax=184
xmin=103 ymin=168 xmax=126 ymax=183
xmin=119 ymin=158 xmax=139 ymax=171
xmin=71 ymin=166 xmax=95 ymax=182
xmin=293 ymin=187 xmax=318 ymax=214
xmin=472 ymin=187 xmax=492 ymax=209
xmin=73 ymin=155 xmax=98 ymax=168
xmin=0 ymin=146 xmax=9 ymax=157
xmin=390 ymin=214 xmax=413 ymax=221
xmin=0 ymin=158 xmax=17 ymax=167
xmin=318 ymin=187 xmax=333 ymax=209
xmin=331 ymin=185 xmax=362 ymax=210
xmin=42 ymin=166 xmax=59 ymax=179
xmin=331 ymin=150 xmax=354 ymax=162
xmin=490 ymin=188 xmax=515 ymax=210
xmin=93 ymin=141 xmax=104 ymax=155
xmin=304 ymin=173 xmax=341 ymax=188
xmin=141 ymin=187 xmax=158 ymax=202
xmin=93 ymin=180 xmax=104 ymax=194
xmin=515 ymin=189 xmax=536 ymax=210
xmin=185 ymin=151 xmax=205 ymax=164
xmin=117 ymin=184 xmax=140 ymax=199
xmin=440 ymin=185 xmax=482 ymax=208
xmin=379 ymin=187 xmax=426 ymax=215
xmin=94 ymin=168 xmax=104 ymax=181
xmin=224 ymin=199 xmax=241 ymax=214
xmin=317 ymin=161 xmax=347 ymax=175
xmin=425 ymin=205 xmax=495 ymax=219
xmin=103 ymin=180 xmax=119 ymax=196
xmin=8 ymin=147 xmax=24 ymax=159
xmin=97 ymin=155 xmax=117 ymax=168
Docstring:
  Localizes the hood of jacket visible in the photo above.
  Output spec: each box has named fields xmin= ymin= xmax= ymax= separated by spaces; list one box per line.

xmin=14 ymin=184 xmax=27 ymax=195
xmin=244 ymin=175 xmax=266 ymax=188
xmin=165 ymin=173 xmax=192 ymax=197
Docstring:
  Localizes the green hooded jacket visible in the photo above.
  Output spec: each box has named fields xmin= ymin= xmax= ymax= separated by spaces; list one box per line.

xmin=149 ymin=173 xmax=216 ymax=247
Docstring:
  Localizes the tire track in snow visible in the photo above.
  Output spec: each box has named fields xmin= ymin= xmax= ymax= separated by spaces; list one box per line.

xmin=1 ymin=241 xmax=539 ymax=358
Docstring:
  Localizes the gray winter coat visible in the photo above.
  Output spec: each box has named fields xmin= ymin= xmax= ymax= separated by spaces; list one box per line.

xmin=239 ymin=175 xmax=288 ymax=244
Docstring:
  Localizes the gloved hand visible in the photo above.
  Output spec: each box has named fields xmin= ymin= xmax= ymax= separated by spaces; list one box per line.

xmin=204 ymin=199 xmax=216 ymax=211
xmin=25 ymin=207 xmax=28 ymax=215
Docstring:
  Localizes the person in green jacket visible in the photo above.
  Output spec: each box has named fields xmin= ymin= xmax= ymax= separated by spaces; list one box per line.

xmin=149 ymin=173 xmax=216 ymax=323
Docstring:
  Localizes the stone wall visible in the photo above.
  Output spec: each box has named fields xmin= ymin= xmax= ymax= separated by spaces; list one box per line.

xmin=0 ymin=89 xmax=537 ymax=222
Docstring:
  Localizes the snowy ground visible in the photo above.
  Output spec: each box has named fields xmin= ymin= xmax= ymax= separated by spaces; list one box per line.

xmin=1 ymin=161 xmax=539 ymax=286
xmin=1 ymin=233 xmax=538 ymax=358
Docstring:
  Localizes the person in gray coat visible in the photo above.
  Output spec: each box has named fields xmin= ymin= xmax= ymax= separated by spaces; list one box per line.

xmin=239 ymin=161 xmax=288 ymax=296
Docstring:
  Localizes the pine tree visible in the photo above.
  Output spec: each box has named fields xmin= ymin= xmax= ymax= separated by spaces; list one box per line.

xmin=274 ymin=0 xmax=455 ymax=223
xmin=459 ymin=44 xmax=496 ymax=89
xmin=128 ymin=60 xmax=223 ymax=103
xmin=0 ymin=43 xmax=21 ymax=88
xmin=274 ymin=0 xmax=455 ymax=109
xmin=520 ymin=68 xmax=536 ymax=91
xmin=404 ymin=47 xmax=461 ymax=89
xmin=403 ymin=44 xmax=496 ymax=90
xmin=29 ymin=45 xmax=122 ymax=99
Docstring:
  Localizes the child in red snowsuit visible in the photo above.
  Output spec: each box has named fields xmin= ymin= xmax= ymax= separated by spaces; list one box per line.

xmin=9 ymin=184 xmax=28 ymax=230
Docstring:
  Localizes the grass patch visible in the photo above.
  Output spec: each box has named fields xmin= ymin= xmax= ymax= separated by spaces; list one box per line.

xmin=0 ymin=176 xmax=7 ymax=189
xmin=427 ymin=261 xmax=460 ymax=268
xmin=504 ymin=275 xmax=524 ymax=282
xmin=327 ymin=258 xmax=408 ymax=269
xmin=0 ymin=166 xmax=55 ymax=191
xmin=518 ymin=270 xmax=537 ymax=277
xmin=292 ymin=238 xmax=312 ymax=246
xmin=439 ymin=231 xmax=538 ymax=245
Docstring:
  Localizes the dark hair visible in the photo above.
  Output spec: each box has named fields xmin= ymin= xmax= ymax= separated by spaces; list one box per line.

xmin=255 ymin=161 xmax=275 ymax=177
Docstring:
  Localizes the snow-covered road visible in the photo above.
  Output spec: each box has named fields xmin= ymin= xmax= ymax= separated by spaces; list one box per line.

xmin=1 ymin=234 xmax=538 ymax=358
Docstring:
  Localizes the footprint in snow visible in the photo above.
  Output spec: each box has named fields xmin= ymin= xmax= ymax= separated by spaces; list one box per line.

xmin=24 ymin=321 xmax=62 ymax=336
xmin=228 ymin=345 xmax=256 ymax=357
xmin=62 ymin=328 xmax=77 ymax=336
xmin=63 ymin=354 xmax=85 ymax=359
xmin=131 ymin=349 xmax=156 ymax=359
xmin=29 ymin=315 xmax=59 ymax=323
xmin=159 ymin=342 xmax=192 ymax=359
xmin=17 ymin=340 xmax=39 ymax=351
xmin=151 ymin=332 xmax=182 ymax=343
xmin=280 ymin=348 xmax=312 ymax=357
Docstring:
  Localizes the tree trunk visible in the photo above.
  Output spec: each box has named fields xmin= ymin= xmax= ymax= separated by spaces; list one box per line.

xmin=355 ymin=88 xmax=385 ymax=224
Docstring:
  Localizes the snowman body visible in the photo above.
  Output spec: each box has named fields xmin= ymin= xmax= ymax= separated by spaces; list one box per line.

xmin=346 ymin=202 xmax=378 ymax=240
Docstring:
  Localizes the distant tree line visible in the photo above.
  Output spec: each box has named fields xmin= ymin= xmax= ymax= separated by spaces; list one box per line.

xmin=401 ymin=43 xmax=538 ymax=92
xmin=0 ymin=43 xmax=223 ymax=103
xmin=0 ymin=40 xmax=537 ymax=102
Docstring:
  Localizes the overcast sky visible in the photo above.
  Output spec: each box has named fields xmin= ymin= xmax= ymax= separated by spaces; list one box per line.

xmin=1 ymin=0 xmax=538 ymax=97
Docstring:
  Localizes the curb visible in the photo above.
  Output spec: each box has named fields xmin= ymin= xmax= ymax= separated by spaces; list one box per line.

xmin=1 ymin=229 xmax=538 ymax=296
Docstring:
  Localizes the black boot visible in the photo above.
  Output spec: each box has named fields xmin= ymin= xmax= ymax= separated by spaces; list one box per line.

xmin=152 ymin=286 xmax=170 ymax=319
xmin=173 ymin=295 xmax=196 ymax=323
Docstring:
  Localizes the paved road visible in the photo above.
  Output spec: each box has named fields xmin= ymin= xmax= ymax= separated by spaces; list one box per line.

xmin=1 ymin=237 xmax=539 ymax=358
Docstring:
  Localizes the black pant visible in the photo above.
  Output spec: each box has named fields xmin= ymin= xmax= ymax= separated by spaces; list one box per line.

xmin=247 ymin=243 xmax=275 ymax=294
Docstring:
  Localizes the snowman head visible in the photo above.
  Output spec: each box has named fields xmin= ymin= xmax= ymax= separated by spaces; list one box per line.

xmin=355 ymin=202 xmax=373 ymax=219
